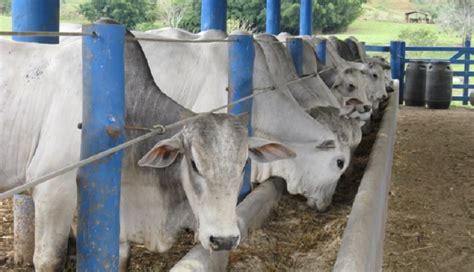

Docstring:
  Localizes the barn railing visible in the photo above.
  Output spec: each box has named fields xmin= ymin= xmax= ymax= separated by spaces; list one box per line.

xmin=365 ymin=39 xmax=474 ymax=105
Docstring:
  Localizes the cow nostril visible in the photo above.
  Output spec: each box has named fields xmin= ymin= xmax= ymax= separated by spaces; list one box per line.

xmin=209 ymin=235 xmax=240 ymax=251
xmin=337 ymin=159 xmax=344 ymax=170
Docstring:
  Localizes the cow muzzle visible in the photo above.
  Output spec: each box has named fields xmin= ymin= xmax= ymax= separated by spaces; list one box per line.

xmin=209 ymin=235 xmax=240 ymax=251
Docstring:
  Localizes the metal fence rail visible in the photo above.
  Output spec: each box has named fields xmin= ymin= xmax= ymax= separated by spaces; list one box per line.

xmin=366 ymin=40 xmax=473 ymax=105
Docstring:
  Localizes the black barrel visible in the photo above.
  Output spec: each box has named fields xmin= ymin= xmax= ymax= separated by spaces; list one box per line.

xmin=404 ymin=61 xmax=427 ymax=106
xmin=425 ymin=61 xmax=453 ymax=109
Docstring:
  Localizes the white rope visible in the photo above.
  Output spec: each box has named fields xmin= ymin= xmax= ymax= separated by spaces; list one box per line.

xmin=0 ymin=73 xmax=316 ymax=200
xmin=126 ymin=36 xmax=234 ymax=43
xmin=0 ymin=31 xmax=95 ymax=37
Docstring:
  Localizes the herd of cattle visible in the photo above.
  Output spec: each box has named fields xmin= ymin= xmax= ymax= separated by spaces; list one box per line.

xmin=0 ymin=20 xmax=393 ymax=271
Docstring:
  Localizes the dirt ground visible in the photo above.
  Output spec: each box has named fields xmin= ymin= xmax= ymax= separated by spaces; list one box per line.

xmin=383 ymin=106 xmax=474 ymax=272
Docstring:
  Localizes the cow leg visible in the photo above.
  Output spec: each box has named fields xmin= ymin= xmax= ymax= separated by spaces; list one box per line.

xmin=31 ymin=171 xmax=77 ymax=272
xmin=119 ymin=242 xmax=131 ymax=272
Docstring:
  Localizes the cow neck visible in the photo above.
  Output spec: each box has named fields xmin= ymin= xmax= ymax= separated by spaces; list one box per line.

xmin=122 ymin=34 xmax=194 ymax=229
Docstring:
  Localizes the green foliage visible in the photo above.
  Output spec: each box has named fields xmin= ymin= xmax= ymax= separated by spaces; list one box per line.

xmin=0 ymin=0 xmax=11 ymax=15
xmin=398 ymin=28 xmax=438 ymax=46
xmin=228 ymin=0 xmax=265 ymax=31
xmin=313 ymin=0 xmax=363 ymax=33
xmin=78 ymin=0 xmax=157 ymax=28
xmin=177 ymin=0 xmax=362 ymax=34
xmin=179 ymin=0 xmax=200 ymax=32
xmin=398 ymin=28 xmax=438 ymax=58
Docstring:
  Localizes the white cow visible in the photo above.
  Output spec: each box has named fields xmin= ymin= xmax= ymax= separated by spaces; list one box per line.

xmin=252 ymin=33 xmax=364 ymax=151
xmin=0 ymin=26 xmax=295 ymax=271
xmin=275 ymin=32 xmax=372 ymax=117
xmin=138 ymin=28 xmax=351 ymax=211
xmin=313 ymin=36 xmax=387 ymax=112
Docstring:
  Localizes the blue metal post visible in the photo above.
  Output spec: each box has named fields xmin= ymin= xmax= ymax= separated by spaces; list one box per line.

xmin=463 ymin=38 xmax=471 ymax=105
xmin=400 ymin=41 xmax=406 ymax=104
xmin=78 ymin=23 xmax=126 ymax=271
xmin=266 ymin=0 xmax=281 ymax=35
xmin=390 ymin=41 xmax=403 ymax=104
xmin=316 ymin=39 xmax=327 ymax=65
xmin=228 ymin=34 xmax=255 ymax=202
xmin=12 ymin=0 xmax=60 ymax=44
xmin=201 ymin=0 xmax=227 ymax=32
xmin=299 ymin=0 xmax=313 ymax=35
xmin=287 ymin=38 xmax=304 ymax=77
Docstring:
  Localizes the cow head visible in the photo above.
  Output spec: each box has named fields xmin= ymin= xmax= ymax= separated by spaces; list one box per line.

xmin=254 ymin=135 xmax=350 ymax=212
xmin=365 ymin=62 xmax=389 ymax=102
xmin=138 ymin=113 xmax=295 ymax=251
xmin=288 ymin=139 xmax=350 ymax=212
xmin=326 ymin=66 xmax=372 ymax=117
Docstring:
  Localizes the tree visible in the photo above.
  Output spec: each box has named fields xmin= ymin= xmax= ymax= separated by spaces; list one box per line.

xmin=164 ymin=0 xmax=363 ymax=34
xmin=156 ymin=0 xmax=188 ymax=28
xmin=0 ymin=0 xmax=11 ymax=15
xmin=79 ymin=0 xmax=157 ymax=29
xmin=437 ymin=0 xmax=473 ymax=41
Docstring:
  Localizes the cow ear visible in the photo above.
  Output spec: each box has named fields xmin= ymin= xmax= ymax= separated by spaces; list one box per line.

xmin=248 ymin=137 xmax=296 ymax=163
xmin=138 ymin=137 xmax=183 ymax=168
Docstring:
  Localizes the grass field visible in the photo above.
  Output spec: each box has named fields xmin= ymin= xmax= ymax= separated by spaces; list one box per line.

xmin=334 ymin=19 xmax=461 ymax=46
xmin=0 ymin=15 xmax=11 ymax=32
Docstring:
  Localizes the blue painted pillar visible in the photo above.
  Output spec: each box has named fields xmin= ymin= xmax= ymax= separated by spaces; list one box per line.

xmin=299 ymin=0 xmax=313 ymax=35
xmin=266 ymin=0 xmax=281 ymax=35
xmin=78 ymin=23 xmax=126 ymax=271
xmin=287 ymin=38 xmax=304 ymax=77
xmin=390 ymin=41 xmax=404 ymax=104
xmin=228 ymin=34 xmax=255 ymax=201
xmin=316 ymin=39 xmax=327 ymax=65
xmin=12 ymin=0 xmax=60 ymax=44
xmin=201 ymin=0 xmax=227 ymax=31
xmin=463 ymin=38 xmax=471 ymax=105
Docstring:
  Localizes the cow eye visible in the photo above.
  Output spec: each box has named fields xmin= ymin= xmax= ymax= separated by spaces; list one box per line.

xmin=372 ymin=73 xmax=378 ymax=79
xmin=191 ymin=160 xmax=199 ymax=174
xmin=337 ymin=159 xmax=345 ymax=170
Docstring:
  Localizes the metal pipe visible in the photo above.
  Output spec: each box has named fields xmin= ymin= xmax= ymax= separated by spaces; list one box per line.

xmin=266 ymin=0 xmax=281 ymax=35
xmin=299 ymin=0 xmax=313 ymax=35
xmin=77 ymin=23 xmax=126 ymax=271
xmin=228 ymin=33 xmax=255 ymax=201
xmin=463 ymin=38 xmax=471 ymax=105
xmin=201 ymin=0 xmax=227 ymax=32
xmin=390 ymin=41 xmax=404 ymax=104
xmin=287 ymin=37 xmax=304 ymax=77
xmin=400 ymin=41 xmax=406 ymax=104
xmin=12 ymin=0 xmax=60 ymax=44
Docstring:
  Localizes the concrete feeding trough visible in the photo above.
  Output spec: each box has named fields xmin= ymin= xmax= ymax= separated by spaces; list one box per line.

xmin=334 ymin=82 xmax=399 ymax=271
